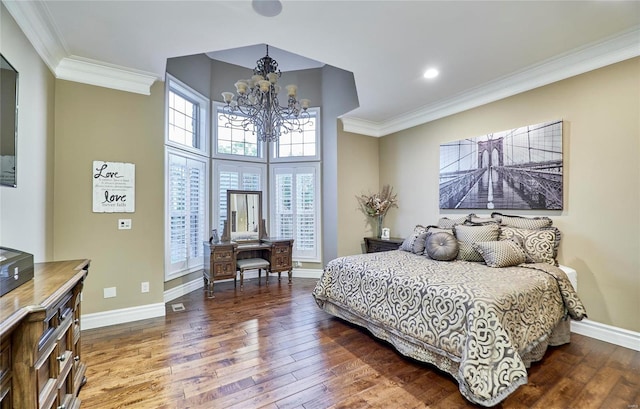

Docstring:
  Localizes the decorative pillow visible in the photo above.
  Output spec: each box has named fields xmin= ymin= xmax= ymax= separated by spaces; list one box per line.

xmin=425 ymin=225 xmax=454 ymax=235
xmin=400 ymin=225 xmax=428 ymax=254
xmin=467 ymin=214 xmax=499 ymax=225
xmin=491 ymin=213 xmax=553 ymax=229
xmin=425 ymin=232 xmax=459 ymax=261
xmin=437 ymin=216 xmax=468 ymax=228
xmin=499 ymin=226 xmax=561 ymax=266
xmin=472 ymin=240 xmax=526 ymax=268
xmin=453 ymin=224 xmax=500 ymax=262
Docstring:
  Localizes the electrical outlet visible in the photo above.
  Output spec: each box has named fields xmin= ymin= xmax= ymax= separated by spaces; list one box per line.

xmin=103 ymin=287 xmax=117 ymax=298
xmin=118 ymin=219 xmax=132 ymax=230
xmin=141 ymin=282 xmax=149 ymax=293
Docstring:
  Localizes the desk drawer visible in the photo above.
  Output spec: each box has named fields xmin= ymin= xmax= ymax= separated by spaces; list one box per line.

xmin=213 ymin=262 xmax=235 ymax=278
xmin=213 ymin=250 xmax=233 ymax=262
xmin=274 ymin=245 xmax=290 ymax=255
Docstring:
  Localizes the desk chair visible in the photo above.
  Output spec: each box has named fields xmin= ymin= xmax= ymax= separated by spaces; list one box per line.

xmin=236 ymin=258 xmax=270 ymax=289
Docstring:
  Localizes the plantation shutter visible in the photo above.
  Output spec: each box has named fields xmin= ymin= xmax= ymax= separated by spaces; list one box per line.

xmin=167 ymin=151 xmax=207 ymax=277
xmin=272 ymin=165 xmax=320 ymax=260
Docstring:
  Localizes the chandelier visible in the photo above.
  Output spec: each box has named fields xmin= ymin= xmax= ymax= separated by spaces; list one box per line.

xmin=220 ymin=45 xmax=311 ymax=143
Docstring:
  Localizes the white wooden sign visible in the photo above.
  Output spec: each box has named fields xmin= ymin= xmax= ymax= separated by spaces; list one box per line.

xmin=92 ymin=161 xmax=135 ymax=213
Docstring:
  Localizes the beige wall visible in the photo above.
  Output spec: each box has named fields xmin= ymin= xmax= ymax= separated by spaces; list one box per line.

xmin=376 ymin=58 xmax=639 ymax=332
xmin=337 ymin=124 xmax=381 ymax=256
xmin=0 ymin=4 xmax=55 ymax=261
xmin=53 ymin=80 xmax=166 ymax=314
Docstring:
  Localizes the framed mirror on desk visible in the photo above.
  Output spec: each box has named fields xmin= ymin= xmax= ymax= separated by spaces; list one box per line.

xmin=223 ymin=190 xmax=262 ymax=243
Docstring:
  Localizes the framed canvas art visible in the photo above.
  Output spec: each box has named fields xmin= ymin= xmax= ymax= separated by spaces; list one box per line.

xmin=439 ymin=120 xmax=563 ymax=210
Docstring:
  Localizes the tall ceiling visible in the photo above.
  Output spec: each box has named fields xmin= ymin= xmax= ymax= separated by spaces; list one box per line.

xmin=4 ymin=0 xmax=639 ymax=136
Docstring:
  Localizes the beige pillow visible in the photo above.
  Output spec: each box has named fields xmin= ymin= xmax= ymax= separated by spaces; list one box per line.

xmin=472 ymin=240 xmax=527 ymax=268
xmin=453 ymin=224 xmax=500 ymax=262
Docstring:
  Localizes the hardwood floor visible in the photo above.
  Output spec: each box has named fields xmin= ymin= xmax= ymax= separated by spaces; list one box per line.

xmin=79 ymin=278 xmax=639 ymax=409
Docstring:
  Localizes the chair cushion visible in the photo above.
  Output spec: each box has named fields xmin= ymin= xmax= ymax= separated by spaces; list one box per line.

xmin=236 ymin=258 xmax=270 ymax=270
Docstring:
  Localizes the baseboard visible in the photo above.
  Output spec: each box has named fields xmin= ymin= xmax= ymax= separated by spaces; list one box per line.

xmin=81 ymin=302 xmax=166 ymax=331
xmin=164 ymin=278 xmax=204 ymax=303
xmin=572 ymin=319 xmax=640 ymax=352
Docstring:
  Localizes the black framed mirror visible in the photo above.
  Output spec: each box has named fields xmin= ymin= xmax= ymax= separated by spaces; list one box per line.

xmin=1 ymin=54 xmax=18 ymax=187
xmin=227 ymin=190 xmax=262 ymax=242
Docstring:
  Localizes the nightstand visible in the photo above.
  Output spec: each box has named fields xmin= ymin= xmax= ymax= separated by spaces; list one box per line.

xmin=364 ymin=237 xmax=404 ymax=253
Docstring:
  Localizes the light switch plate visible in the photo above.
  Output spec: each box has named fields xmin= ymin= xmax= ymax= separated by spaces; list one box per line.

xmin=118 ymin=219 xmax=132 ymax=230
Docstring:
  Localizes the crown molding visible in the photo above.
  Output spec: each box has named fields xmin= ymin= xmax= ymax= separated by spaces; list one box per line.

xmin=343 ymin=27 xmax=640 ymax=137
xmin=2 ymin=0 xmax=67 ymax=72
xmin=56 ymin=56 xmax=158 ymax=95
xmin=4 ymin=0 xmax=158 ymax=95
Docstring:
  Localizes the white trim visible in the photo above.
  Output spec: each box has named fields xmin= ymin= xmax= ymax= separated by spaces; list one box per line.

xmin=164 ymin=278 xmax=204 ymax=303
xmin=3 ymin=0 xmax=67 ymax=74
xmin=4 ymin=1 xmax=159 ymax=95
xmin=291 ymin=267 xmax=323 ymax=279
xmin=572 ymin=319 xmax=640 ymax=352
xmin=342 ymin=27 xmax=640 ymax=137
xmin=81 ymin=303 xmax=166 ymax=330
xmin=56 ymin=56 xmax=158 ymax=95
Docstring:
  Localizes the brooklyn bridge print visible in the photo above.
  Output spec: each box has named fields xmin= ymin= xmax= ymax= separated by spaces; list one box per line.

xmin=439 ymin=120 xmax=563 ymax=210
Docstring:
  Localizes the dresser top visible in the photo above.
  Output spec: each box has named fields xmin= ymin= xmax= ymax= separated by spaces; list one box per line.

xmin=0 ymin=259 xmax=90 ymax=337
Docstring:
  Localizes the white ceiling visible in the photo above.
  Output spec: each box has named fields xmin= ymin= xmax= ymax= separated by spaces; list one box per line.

xmin=4 ymin=0 xmax=640 ymax=136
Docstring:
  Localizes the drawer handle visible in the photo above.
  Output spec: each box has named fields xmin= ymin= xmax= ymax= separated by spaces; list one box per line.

xmin=74 ymin=356 xmax=80 ymax=362
xmin=57 ymin=355 xmax=66 ymax=362
xmin=58 ymin=405 xmax=66 ymax=409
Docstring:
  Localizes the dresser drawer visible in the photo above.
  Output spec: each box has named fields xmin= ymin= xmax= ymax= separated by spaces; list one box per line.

xmin=0 ymin=340 xmax=9 ymax=384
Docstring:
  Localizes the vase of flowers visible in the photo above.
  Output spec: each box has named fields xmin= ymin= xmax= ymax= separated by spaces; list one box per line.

xmin=356 ymin=185 xmax=398 ymax=238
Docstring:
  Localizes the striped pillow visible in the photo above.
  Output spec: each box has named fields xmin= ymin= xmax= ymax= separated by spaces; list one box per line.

xmin=491 ymin=213 xmax=553 ymax=229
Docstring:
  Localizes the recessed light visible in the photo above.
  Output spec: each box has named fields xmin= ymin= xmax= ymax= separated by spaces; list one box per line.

xmin=423 ymin=68 xmax=439 ymax=79
xmin=252 ymin=0 xmax=283 ymax=17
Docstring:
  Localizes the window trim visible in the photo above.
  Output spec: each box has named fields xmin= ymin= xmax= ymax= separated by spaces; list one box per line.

xmin=165 ymin=74 xmax=210 ymax=156
xmin=271 ymin=107 xmax=321 ymax=163
xmin=212 ymin=102 xmax=266 ymax=163
xmin=164 ymin=147 xmax=210 ymax=282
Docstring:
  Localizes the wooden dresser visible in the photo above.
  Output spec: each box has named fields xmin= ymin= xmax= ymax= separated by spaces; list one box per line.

xmin=0 ymin=259 xmax=90 ymax=409
xmin=203 ymin=238 xmax=293 ymax=297
xmin=364 ymin=237 xmax=404 ymax=253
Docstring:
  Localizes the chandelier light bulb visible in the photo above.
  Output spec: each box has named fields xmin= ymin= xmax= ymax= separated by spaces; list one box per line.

xmin=286 ymin=84 xmax=297 ymax=97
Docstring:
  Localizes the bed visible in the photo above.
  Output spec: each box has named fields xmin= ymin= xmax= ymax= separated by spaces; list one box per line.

xmin=312 ymin=218 xmax=587 ymax=407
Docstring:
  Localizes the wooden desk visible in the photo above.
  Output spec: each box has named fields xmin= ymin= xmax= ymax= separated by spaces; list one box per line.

xmin=0 ymin=259 xmax=90 ymax=409
xmin=203 ymin=238 xmax=293 ymax=298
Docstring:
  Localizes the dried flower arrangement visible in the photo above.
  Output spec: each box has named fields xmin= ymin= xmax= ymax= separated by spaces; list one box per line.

xmin=356 ymin=184 xmax=398 ymax=217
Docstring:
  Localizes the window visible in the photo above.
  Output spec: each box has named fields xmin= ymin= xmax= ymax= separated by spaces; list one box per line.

xmin=165 ymin=149 xmax=208 ymax=280
xmin=213 ymin=104 xmax=264 ymax=161
xmin=271 ymin=164 xmax=321 ymax=261
xmin=213 ymin=161 xmax=266 ymax=235
xmin=273 ymin=108 xmax=320 ymax=162
xmin=165 ymin=76 xmax=209 ymax=280
xmin=166 ymin=75 xmax=209 ymax=156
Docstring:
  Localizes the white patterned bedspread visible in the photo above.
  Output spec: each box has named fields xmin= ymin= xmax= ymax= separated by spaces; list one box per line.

xmin=312 ymin=250 xmax=587 ymax=407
